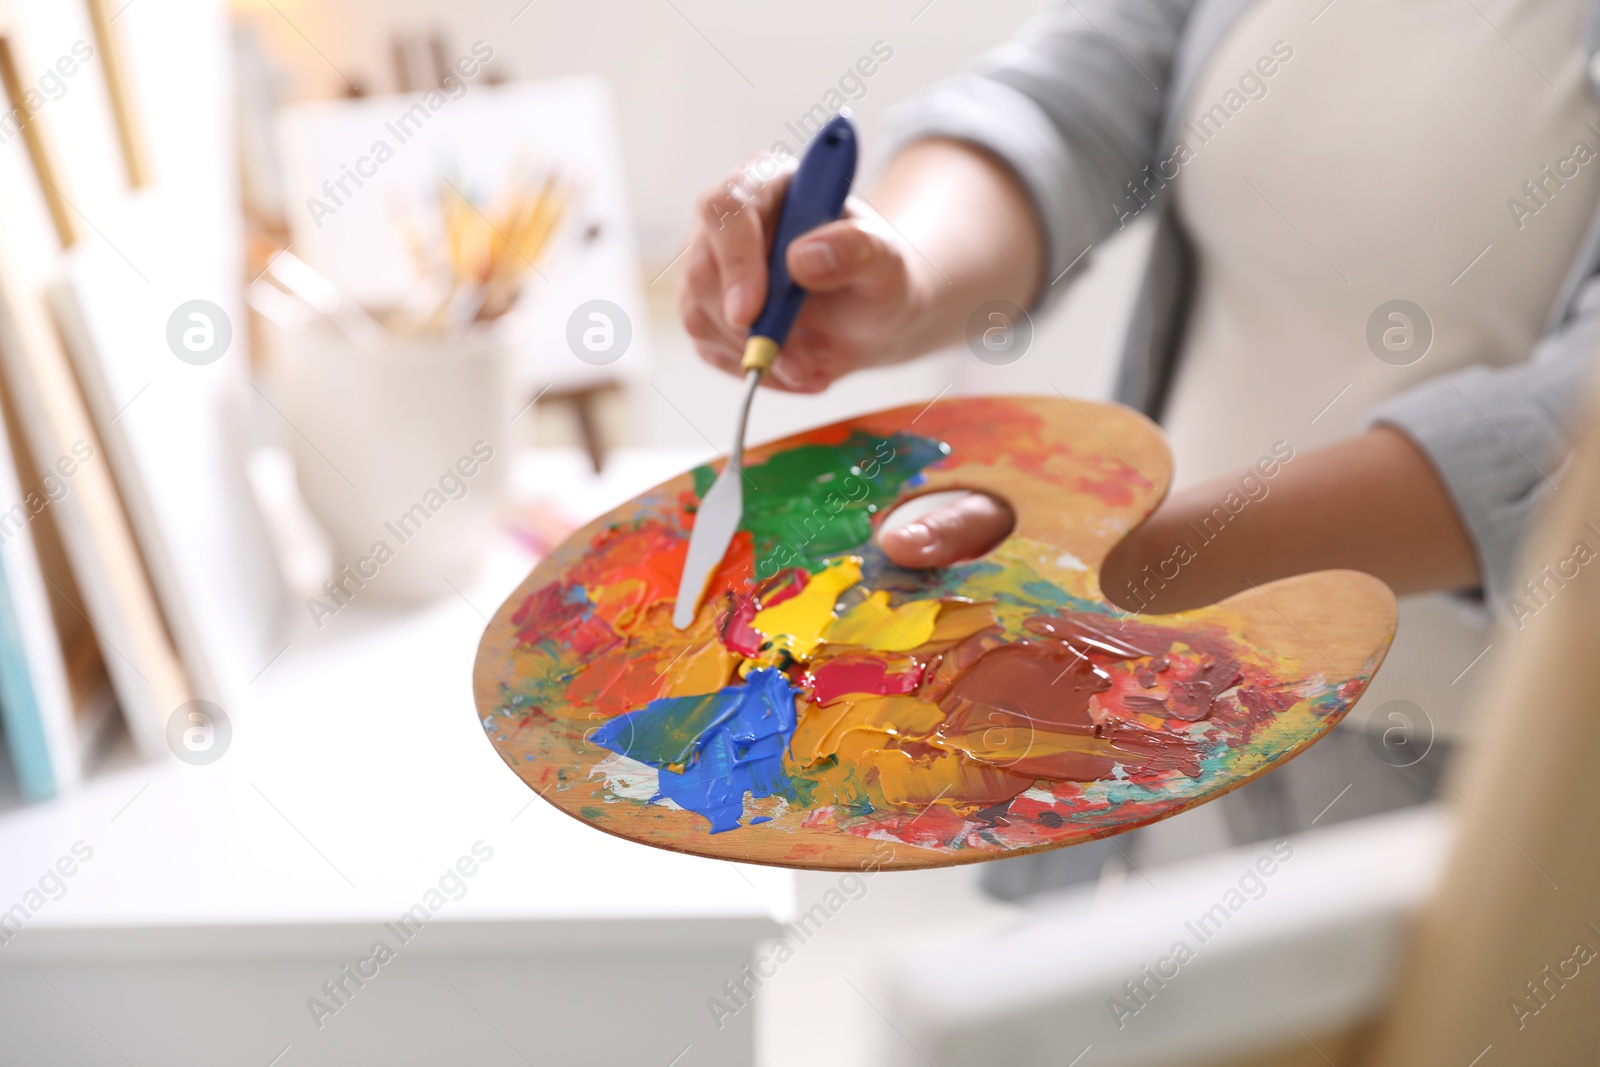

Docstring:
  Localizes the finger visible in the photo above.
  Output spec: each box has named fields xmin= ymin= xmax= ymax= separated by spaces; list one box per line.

xmin=767 ymin=353 xmax=825 ymax=392
xmin=682 ymin=311 xmax=744 ymax=377
xmin=678 ymin=248 xmax=746 ymax=359
xmin=676 ymin=241 xmax=729 ymax=330
xmin=679 ymin=256 xmax=743 ymax=342
xmin=681 ymin=303 xmax=741 ymax=354
xmin=766 ymin=327 xmax=847 ymax=393
xmin=878 ymin=491 xmax=1015 ymax=568
xmin=699 ymin=162 xmax=791 ymax=328
xmin=785 ymin=219 xmax=899 ymax=293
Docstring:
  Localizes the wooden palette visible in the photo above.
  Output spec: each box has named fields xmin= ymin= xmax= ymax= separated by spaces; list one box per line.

xmin=472 ymin=396 xmax=1396 ymax=871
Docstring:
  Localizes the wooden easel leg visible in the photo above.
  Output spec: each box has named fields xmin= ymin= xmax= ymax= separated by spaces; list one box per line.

xmin=1357 ymin=372 xmax=1600 ymax=1066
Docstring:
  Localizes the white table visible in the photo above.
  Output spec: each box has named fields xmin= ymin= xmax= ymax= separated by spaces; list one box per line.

xmin=0 ymin=448 xmax=790 ymax=1066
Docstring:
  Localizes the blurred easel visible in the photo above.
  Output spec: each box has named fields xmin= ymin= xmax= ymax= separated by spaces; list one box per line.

xmin=389 ymin=28 xmax=506 ymax=94
xmin=84 ymin=0 xmax=149 ymax=187
xmin=0 ymin=27 xmax=74 ymax=245
xmin=532 ymin=379 xmax=619 ymax=473
xmin=1350 ymin=367 xmax=1600 ymax=1062
xmin=1198 ymin=361 xmax=1600 ymax=1067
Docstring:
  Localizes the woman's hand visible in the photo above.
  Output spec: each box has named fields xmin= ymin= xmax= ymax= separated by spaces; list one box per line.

xmin=677 ymin=155 xmax=936 ymax=393
xmin=676 ymin=138 xmax=1045 ymax=392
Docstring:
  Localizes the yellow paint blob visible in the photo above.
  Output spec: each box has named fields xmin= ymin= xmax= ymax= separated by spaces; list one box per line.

xmin=752 ymin=556 xmax=862 ymax=660
xmin=827 ymin=591 xmax=942 ymax=652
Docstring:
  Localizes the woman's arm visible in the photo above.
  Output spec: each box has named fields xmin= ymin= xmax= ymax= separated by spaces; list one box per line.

xmin=870 ymin=138 xmax=1044 ymax=354
xmin=1098 ymin=427 xmax=1480 ymax=611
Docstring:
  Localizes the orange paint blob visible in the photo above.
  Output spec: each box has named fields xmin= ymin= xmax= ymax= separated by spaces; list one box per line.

xmin=566 ymin=648 xmax=675 ymax=718
xmin=566 ymin=522 xmax=687 ymax=631
xmin=867 ymin=747 xmax=1035 ymax=808
xmin=662 ymin=641 xmax=741 ymax=698
xmin=789 ymin=695 xmax=945 ymax=768
xmin=924 ymin=599 xmax=1001 ymax=645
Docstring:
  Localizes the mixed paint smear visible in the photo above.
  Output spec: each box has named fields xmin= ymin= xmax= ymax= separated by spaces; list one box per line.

xmin=486 ymin=399 xmax=1372 ymax=854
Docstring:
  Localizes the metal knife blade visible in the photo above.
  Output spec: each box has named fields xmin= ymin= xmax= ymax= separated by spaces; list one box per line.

xmin=671 ymin=114 xmax=858 ymax=630
xmin=672 ymin=368 xmax=760 ymax=629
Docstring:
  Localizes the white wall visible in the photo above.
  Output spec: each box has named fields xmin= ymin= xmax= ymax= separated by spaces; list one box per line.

xmin=241 ymin=0 xmax=1046 ymax=264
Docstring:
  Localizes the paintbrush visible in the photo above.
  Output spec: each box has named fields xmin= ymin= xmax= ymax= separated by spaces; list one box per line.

xmin=398 ymin=168 xmax=574 ymax=335
xmin=673 ymin=114 xmax=858 ymax=630
xmin=262 ymin=250 xmax=385 ymax=346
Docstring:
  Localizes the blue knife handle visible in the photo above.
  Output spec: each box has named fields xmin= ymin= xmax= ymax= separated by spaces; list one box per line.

xmin=742 ymin=114 xmax=858 ymax=368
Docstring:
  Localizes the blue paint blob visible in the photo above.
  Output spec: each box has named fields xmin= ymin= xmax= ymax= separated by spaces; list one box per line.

xmin=591 ymin=667 xmax=800 ymax=833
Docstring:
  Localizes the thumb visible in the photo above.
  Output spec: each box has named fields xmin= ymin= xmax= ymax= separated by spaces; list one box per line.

xmin=786 ymin=220 xmax=899 ymax=293
xmin=878 ymin=491 xmax=1015 ymax=569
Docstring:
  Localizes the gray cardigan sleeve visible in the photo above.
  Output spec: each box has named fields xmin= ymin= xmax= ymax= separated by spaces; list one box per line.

xmin=879 ymin=0 xmax=1195 ymax=304
xmin=1369 ymin=277 xmax=1600 ymax=606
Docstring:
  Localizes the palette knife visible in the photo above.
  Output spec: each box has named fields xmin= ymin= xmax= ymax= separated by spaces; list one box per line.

xmin=672 ymin=114 xmax=859 ymax=629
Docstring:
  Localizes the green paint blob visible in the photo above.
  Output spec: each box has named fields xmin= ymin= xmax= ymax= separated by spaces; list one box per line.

xmin=692 ymin=430 xmax=949 ymax=575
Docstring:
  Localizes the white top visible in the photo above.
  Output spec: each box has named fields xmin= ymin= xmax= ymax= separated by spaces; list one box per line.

xmin=1159 ymin=0 xmax=1600 ymax=735
xmin=1164 ymin=0 xmax=1600 ymax=486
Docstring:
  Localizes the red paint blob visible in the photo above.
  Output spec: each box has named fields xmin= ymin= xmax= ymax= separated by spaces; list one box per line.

xmin=804 ymin=656 xmax=925 ymax=705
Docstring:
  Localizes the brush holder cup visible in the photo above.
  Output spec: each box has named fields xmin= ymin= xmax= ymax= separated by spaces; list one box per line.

xmin=271 ymin=321 xmax=517 ymax=606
